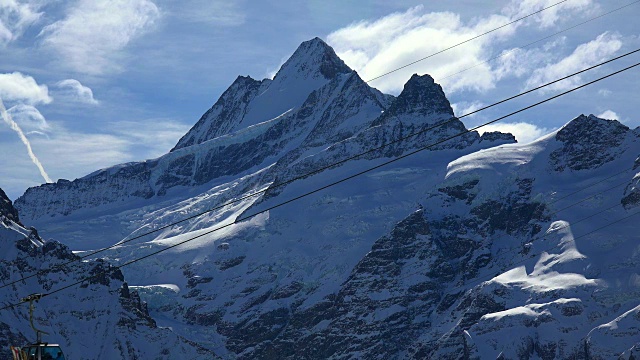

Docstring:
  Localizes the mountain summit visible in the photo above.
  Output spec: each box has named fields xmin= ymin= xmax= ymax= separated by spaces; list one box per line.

xmin=271 ymin=37 xmax=352 ymax=83
xmin=172 ymin=37 xmax=352 ymax=151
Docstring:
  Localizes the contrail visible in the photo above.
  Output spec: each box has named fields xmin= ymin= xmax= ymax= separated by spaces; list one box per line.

xmin=0 ymin=98 xmax=53 ymax=183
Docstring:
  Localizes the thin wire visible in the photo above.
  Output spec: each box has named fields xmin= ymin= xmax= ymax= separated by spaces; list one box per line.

xmin=447 ymin=208 xmax=640 ymax=299
xmin=3 ymin=48 xmax=637 ymax=292
xmin=380 ymin=197 xmax=626 ymax=289
xmin=549 ymin=165 xmax=638 ymax=205
xmin=552 ymin=178 xmax=630 ymax=214
xmin=1 ymin=60 xmax=637 ymax=312
xmin=365 ymin=0 xmax=570 ymax=82
xmin=457 ymin=47 xmax=640 ymax=118
xmin=435 ymin=0 xmax=640 ymax=83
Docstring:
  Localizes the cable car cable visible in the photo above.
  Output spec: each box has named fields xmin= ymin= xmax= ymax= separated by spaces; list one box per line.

xmin=2 ymin=47 xmax=636 ymax=292
xmin=435 ymin=0 xmax=640 ymax=83
xmin=1 ymin=59 xmax=637 ymax=312
xmin=364 ymin=0 xmax=571 ymax=83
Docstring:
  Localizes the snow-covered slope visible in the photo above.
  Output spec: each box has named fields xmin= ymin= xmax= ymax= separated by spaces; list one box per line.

xmin=0 ymin=189 xmax=212 ymax=359
xmin=8 ymin=37 xmax=640 ymax=359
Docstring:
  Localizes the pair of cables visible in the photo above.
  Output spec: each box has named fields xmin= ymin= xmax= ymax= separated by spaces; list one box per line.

xmin=1 ymin=1 xmax=639 ymax=311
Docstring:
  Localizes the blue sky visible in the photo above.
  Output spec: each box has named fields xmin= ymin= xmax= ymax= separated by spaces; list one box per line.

xmin=0 ymin=0 xmax=639 ymax=200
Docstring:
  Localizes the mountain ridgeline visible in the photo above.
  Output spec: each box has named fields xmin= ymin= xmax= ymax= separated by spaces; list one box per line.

xmin=4 ymin=38 xmax=640 ymax=359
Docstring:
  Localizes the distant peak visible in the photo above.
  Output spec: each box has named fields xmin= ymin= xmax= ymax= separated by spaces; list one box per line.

xmin=407 ymin=73 xmax=436 ymax=86
xmin=273 ymin=37 xmax=352 ymax=81
xmin=557 ymin=114 xmax=629 ymax=141
xmin=386 ymin=73 xmax=454 ymax=116
xmin=550 ymin=113 xmax=631 ymax=171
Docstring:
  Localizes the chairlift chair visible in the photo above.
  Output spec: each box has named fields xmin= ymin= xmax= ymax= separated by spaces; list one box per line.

xmin=10 ymin=294 xmax=66 ymax=360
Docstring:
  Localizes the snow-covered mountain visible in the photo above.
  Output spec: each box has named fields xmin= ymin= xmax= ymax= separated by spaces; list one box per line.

xmin=6 ymin=38 xmax=640 ymax=359
xmin=0 ymin=188 xmax=212 ymax=359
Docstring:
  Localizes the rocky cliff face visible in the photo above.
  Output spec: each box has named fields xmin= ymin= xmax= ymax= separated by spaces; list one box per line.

xmin=7 ymin=37 xmax=640 ymax=359
xmin=0 ymin=189 xmax=212 ymax=359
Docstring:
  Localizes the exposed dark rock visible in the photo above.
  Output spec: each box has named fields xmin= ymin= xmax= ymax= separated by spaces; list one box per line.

xmin=480 ymin=131 xmax=517 ymax=144
xmin=438 ymin=178 xmax=480 ymax=204
xmin=379 ymin=74 xmax=454 ymax=118
xmin=0 ymin=188 xmax=20 ymax=225
xmin=218 ymin=256 xmax=246 ymax=271
xmin=470 ymin=178 xmax=548 ymax=236
xmin=621 ymin=176 xmax=640 ymax=209
xmin=550 ymin=114 xmax=630 ymax=171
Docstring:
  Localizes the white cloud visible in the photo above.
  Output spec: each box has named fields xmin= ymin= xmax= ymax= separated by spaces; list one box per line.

xmin=501 ymin=0 xmax=595 ymax=29
xmin=55 ymin=79 xmax=99 ymax=105
xmin=0 ymin=72 xmax=51 ymax=104
xmin=327 ymin=6 xmax=501 ymax=94
xmin=36 ymin=131 xmax=133 ymax=170
xmin=479 ymin=122 xmax=551 ymax=144
xmin=493 ymin=37 xmax=565 ymax=81
xmin=326 ymin=0 xmax=594 ymax=95
xmin=40 ymin=0 xmax=160 ymax=74
xmin=525 ymin=32 xmax=622 ymax=93
xmin=0 ymin=0 xmax=43 ymax=45
xmin=597 ymin=110 xmax=618 ymax=120
xmin=451 ymin=101 xmax=485 ymax=118
xmin=7 ymin=104 xmax=49 ymax=131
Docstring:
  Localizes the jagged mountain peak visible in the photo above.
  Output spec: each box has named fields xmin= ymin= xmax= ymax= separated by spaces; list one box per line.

xmin=272 ymin=37 xmax=352 ymax=82
xmin=550 ymin=113 xmax=632 ymax=171
xmin=385 ymin=73 xmax=454 ymax=117
xmin=557 ymin=113 xmax=629 ymax=140
xmin=171 ymin=38 xmax=353 ymax=151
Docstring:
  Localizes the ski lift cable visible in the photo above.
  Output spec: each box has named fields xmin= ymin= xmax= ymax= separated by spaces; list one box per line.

xmin=442 ymin=208 xmax=640 ymax=317
xmin=370 ymin=195 xmax=628 ymax=291
xmin=435 ymin=0 xmax=640 ymax=83
xmin=2 ymin=3 xmax=635 ymax=288
xmin=212 ymin=200 xmax=633 ymax=355
xmin=364 ymin=0 xmax=571 ymax=83
xmin=2 ymin=46 xmax=636 ymax=293
xmin=0 ymin=59 xmax=638 ymax=312
xmin=548 ymin=165 xmax=638 ymax=206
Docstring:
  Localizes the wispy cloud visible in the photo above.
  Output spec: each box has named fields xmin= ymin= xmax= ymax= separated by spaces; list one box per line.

xmin=0 ymin=0 xmax=44 ymax=45
xmin=172 ymin=0 xmax=245 ymax=25
xmin=501 ymin=0 xmax=596 ymax=29
xmin=108 ymin=119 xmax=191 ymax=156
xmin=0 ymin=72 xmax=51 ymax=104
xmin=451 ymin=101 xmax=485 ymax=118
xmin=55 ymin=79 xmax=99 ymax=105
xmin=327 ymin=7 xmax=500 ymax=94
xmin=597 ymin=89 xmax=612 ymax=97
xmin=525 ymin=32 xmax=622 ymax=92
xmin=6 ymin=104 xmax=49 ymax=131
xmin=40 ymin=0 xmax=160 ymax=74
xmin=479 ymin=122 xmax=551 ymax=144
xmin=493 ymin=37 xmax=566 ymax=81
xmin=597 ymin=110 xmax=618 ymax=120
xmin=326 ymin=0 xmax=595 ymax=95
